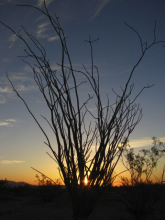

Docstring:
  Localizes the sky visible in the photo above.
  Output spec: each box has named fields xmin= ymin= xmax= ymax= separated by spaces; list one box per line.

xmin=0 ymin=0 xmax=165 ymax=185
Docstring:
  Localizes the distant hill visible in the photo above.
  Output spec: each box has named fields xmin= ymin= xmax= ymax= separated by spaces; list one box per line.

xmin=1 ymin=180 xmax=31 ymax=188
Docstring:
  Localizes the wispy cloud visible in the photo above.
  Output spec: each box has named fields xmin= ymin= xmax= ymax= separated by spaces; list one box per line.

xmin=0 ymin=119 xmax=22 ymax=127
xmin=1 ymin=58 xmax=11 ymax=63
xmin=6 ymin=119 xmax=17 ymax=122
xmin=0 ymin=72 xmax=33 ymax=86
xmin=15 ymin=84 xmax=37 ymax=93
xmin=0 ymin=84 xmax=37 ymax=95
xmin=34 ymin=0 xmax=110 ymax=31
xmin=48 ymin=36 xmax=59 ymax=41
xmin=36 ymin=22 xmax=50 ymax=38
xmin=0 ymin=73 xmax=37 ymax=104
xmin=0 ymin=94 xmax=6 ymax=104
xmin=1 ymin=160 xmax=25 ymax=164
xmin=24 ymin=65 xmax=33 ymax=73
xmin=0 ymin=86 xmax=11 ymax=94
xmin=34 ymin=15 xmax=45 ymax=22
xmin=36 ymin=98 xmax=44 ymax=104
xmin=129 ymin=137 xmax=165 ymax=149
xmin=0 ymin=0 xmax=11 ymax=6
xmin=7 ymin=72 xmax=34 ymax=82
xmin=36 ymin=0 xmax=53 ymax=7
xmin=36 ymin=22 xmax=59 ymax=41
xmin=0 ymin=121 xmax=12 ymax=127
xmin=107 ymin=68 xmax=132 ymax=76
xmin=1 ymin=0 xmax=50 ymax=9
xmin=8 ymin=33 xmax=18 ymax=48
xmin=89 ymin=0 xmax=110 ymax=21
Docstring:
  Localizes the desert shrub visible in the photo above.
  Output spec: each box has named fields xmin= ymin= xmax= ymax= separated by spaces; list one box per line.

xmin=118 ymin=137 xmax=165 ymax=219
xmin=161 ymin=165 xmax=165 ymax=184
xmin=11 ymin=184 xmax=35 ymax=196
xmin=120 ymin=182 xmax=161 ymax=219
xmin=121 ymin=137 xmax=165 ymax=185
xmin=12 ymin=185 xmax=24 ymax=195
xmin=0 ymin=178 xmax=8 ymax=187
xmin=35 ymin=174 xmax=63 ymax=202
xmin=0 ymin=178 xmax=9 ymax=194
xmin=37 ymin=185 xmax=61 ymax=202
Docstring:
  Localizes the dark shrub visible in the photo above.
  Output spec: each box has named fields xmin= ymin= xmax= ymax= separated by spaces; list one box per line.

xmin=120 ymin=183 xmax=162 ymax=219
xmin=37 ymin=185 xmax=62 ymax=202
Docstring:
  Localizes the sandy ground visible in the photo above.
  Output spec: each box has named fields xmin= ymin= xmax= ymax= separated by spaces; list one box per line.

xmin=0 ymin=186 xmax=165 ymax=220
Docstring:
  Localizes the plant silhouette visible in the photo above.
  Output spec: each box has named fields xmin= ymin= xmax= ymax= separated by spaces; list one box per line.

xmin=119 ymin=137 xmax=165 ymax=219
xmin=0 ymin=1 xmax=165 ymax=219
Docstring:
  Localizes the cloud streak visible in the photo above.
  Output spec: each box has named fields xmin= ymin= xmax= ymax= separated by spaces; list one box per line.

xmin=6 ymin=119 xmax=17 ymax=122
xmin=15 ymin=84 xmax=37 ymax=93
xmin=0 ymin=121 xmax=12 ymax=127
xmin=36 ymin=22 xmax=50 ymax=38
xmin=0 ymin=94 xmax=6 ymax=104
xmin=0 ymin=86 xmax=11 ymax=94
xmin=36 ymin=0 xmax=53 ymax=7
xmin=9 ymin=73 xmax=34 ymax=82
xmin=0 ymin=119 xmax=22 ymax=127
xmin=0 ymin=0 xmax=11 ymax=6
xmin=89 ymin=0 xmax=111 ymax=21
xmin=8 ymin=33 xmax=18 ymax=48
xmin=1 ymin=160 xmax=25 ymax=164
xmin=48 ymin=36 xmax=59 ymax=41
xmin=0 ymin=72 xmax=33 ymax=86
xmin=0 ymin=84 xmax=37 ymax=94
xmin=36 ymin=21 xmax=59 ymax=41
xmin=0 ymin=73 xmax=37 ymax=104
xmin=129 ymin=137 xmax=165 ymax=149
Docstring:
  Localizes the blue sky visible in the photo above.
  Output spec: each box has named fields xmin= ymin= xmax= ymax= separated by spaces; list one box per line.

xmin=0 ymin=0 xmax=165 ymax=184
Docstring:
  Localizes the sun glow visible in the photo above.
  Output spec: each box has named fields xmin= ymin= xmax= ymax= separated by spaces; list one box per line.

xmin=78 ymin=176 xmax=88 ymax=185
xmin=84 ymin=176 xmax=88 ymax=185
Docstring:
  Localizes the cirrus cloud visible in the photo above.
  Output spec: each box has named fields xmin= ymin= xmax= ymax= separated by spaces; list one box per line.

xmin=1 ymin=160 xmax=25 ymax=164
xmin=36 ymin=0 xmax=53 ymax=7
xmin=0 ymin=86 xmax=11 ymax=94
xmin=0 ymin=121 xmax=12 ymax=127
xmin=129 ymin=137 xmax=165 ymax=149
xmin=0 ymin=119 xmax=22 ymax=127
xmin=8 ymin=33 xmax=18 ymax=48
xmin=0 ymin=94 xmax=6 ymax=104
xmin=89 ymin=0 xmax=111 ymax=21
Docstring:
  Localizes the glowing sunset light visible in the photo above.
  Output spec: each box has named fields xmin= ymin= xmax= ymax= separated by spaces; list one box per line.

xmin=84 ymin=176 xmax=88 ymax=185
xmin=77 ymin=176 xmax=88 ymax=185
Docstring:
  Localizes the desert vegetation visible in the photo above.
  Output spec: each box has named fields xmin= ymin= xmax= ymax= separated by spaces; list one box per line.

xmin=0 ymin=139 xmax=165 ymax=219
xmin=0 ymin=1 xmax=165 ymax=220
xmin=116 ymin=137 xmax=165 ymax=220
xmin=0 ymin=169 xmax=165 ymax=220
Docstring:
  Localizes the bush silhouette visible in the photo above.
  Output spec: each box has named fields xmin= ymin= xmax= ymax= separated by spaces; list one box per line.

xmin=35 ymin=174 xmax=62 ymax=202
xmin=119 ymin=137 xmax=165 ymax=219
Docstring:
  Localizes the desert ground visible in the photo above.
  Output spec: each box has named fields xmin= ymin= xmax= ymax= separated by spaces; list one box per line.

xmin=0 ymin=184 xmax=165 ymax=220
